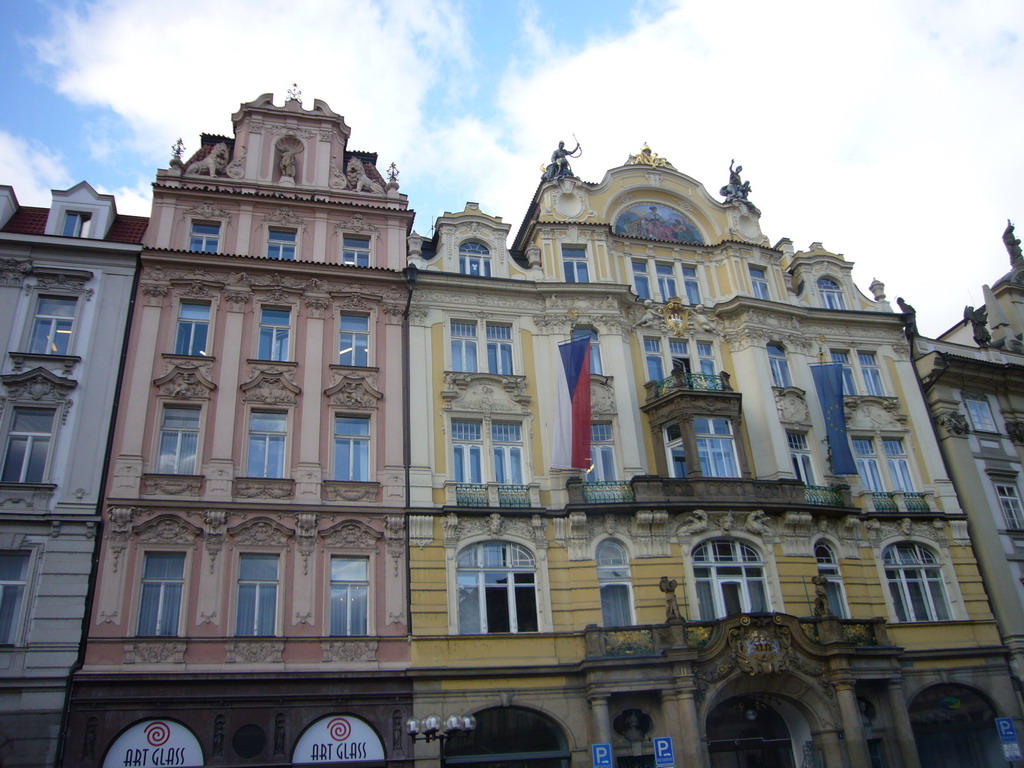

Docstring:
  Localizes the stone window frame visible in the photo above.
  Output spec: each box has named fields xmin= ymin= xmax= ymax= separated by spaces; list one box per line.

xmin=233 ymin=550 xmax=283 ymax=638
xmin=594 ymin=537 xmax=635 ymax=627
xmin=243 ymin=407 xmax=292 ymax=480
xmin=878 ymin=540 xmax=955 ymax=623
xmin=331 ymin=411 xmax=373 ymax=483
xmin=19 ymin=268 xmax=94 ymax=360
xmin=152 ymin=401 xmax=206 ymax=476
xmin=133 ymin=548 xmax=191 ymax=638
xmin=0 ymin=546 xmax=38 ymax=647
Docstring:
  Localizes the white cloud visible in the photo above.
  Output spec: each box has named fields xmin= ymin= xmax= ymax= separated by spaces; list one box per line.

xmin=95 ymin=181 xmax=153 ymax=217
xmin=0 ymin=131 xmax=72 ymax=206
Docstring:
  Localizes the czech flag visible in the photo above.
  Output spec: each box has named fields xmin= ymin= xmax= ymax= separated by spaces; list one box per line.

xmin=551 ymin=337 xmax=591 ymax=469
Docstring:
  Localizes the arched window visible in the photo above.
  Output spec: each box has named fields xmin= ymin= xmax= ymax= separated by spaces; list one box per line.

xmin=814 ymin=541 xmax=848 ymax=618
xmin=445 ymin=707 xmax=570 ymax=768
xmin=817 ymin=277 xmax=846 ymax=310
xmin=459 ymin=241 xmax=491 ymax=277
xmin=596 ymin=540 xmax=633 ymax=627
xmin=883 ymin=542 xmax=951 ymax=622
xmin=457 ymin=541 xmax=538 ymax=634
xmin=693 ymin=539 xmax=769 ymax=619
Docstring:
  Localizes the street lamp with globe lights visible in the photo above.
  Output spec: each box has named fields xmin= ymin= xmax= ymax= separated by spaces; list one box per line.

xmin=407 ymin=714 xmax=477 ymax=768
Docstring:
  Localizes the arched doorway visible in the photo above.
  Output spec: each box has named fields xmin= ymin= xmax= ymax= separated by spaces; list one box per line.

xmin=444 ymin=707 xmax=570 ymax=768
xmin=909 ymin=683 xmax=1004 ymax=767
xmin=706 ymin=697 xmax=795 ymax=768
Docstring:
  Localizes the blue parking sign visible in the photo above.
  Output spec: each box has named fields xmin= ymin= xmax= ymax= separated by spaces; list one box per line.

xmin=653 ymin=737 xmax=675 ymax=767
xmin=592 ymin=743 xmax=613 ymax=768
xmin=996 ymin=717 xmax=1018 ymax=743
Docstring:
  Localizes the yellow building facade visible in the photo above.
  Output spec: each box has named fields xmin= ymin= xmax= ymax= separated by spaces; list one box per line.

xmin=405 ymin=150 xmax=1018 ymax=768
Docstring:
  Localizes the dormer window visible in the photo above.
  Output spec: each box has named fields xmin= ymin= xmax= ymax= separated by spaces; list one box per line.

xmin=459 ymin=242 xmax=491 ymax=277
xmin=61 ymin=212 xmax=91 ymax=238
xmin=189 ymin=222 xmax=220 ymax=253
xmin=267 ymin=229 xmax=296 ymax=260
xmin=817 ymin=277 xmax=846 ymax=310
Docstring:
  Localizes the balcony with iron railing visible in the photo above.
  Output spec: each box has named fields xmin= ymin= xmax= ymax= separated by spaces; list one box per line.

xmin=647 ymin=370 xmax=733 ymax=401
xmin=861 ymin=490 xmax=932 ymax=514
xmin=445 ymin=481 xmax=541 ymax=509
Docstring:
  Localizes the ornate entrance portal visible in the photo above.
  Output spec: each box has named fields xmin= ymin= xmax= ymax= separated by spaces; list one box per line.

xmin=706 ymin=697 xmax=795 ymax=768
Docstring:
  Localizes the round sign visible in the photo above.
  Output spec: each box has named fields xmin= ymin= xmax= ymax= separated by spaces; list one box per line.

xmin=293 ymin=714 xmax=385 ymax=765
xmin=102 ymin=719 xmax=204 ymax=768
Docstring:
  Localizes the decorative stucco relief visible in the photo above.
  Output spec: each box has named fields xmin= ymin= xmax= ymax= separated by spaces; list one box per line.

xmin=321 ymin=519 xmax=381 ymax=551
xmin=226 ymin=640 xmax=284 ymax=663
xmin=229 ymin=518 xmax=291 ymax=547
xmin=154 ymin=363 xmax=216 ymax=400
xmin=124 ymin=641 xmax=187 ymax=664
xmin=135 ymin=516 xmax=202 ymax=545
xmin=441 ymin=372 xmax=530 ymax=414
xmin=322 ymin=639 xmax=378 ymax=662
xmin=241 ymin=364 xmax=301 ymax=405
xmin=845 ymin=396 xmax=907 ymax=431
xmin=774 ymin=388 xmax=810 ymax=426
xmin=324 ymin=373 xmax=382 ymax=409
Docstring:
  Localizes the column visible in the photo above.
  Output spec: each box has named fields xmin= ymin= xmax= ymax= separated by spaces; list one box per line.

xmin=677 ymin=691 xmax=707 ymax=768
xmin=834 ymin=681 xmax=871 ymax=768
xmin=589 ymin=695 xmax=612 ymax=745
xmin=886 ymin=680 xmax=922 ymax=768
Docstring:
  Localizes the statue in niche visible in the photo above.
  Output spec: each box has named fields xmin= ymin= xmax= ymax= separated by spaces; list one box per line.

xmin=346 ymin=157 xmax=384 ymax=194
xmin=720 ymin=159 xmax=753 ymax=204
xmin=279 ymin=148 xmax=297 ymax=179
xmin=964 ymin=305 xmax=991 ymax=346
xmin=659 ymin=576 xmax=682 ymax=620
xmin=896 ymin=296 xmax=917 ymax=338
xmin=542 ymin=139 xmax=581 ymax=182
xmin=1004 ymin=219 xmax=1022 ymax=266
xmin=185 ymin=143 xmax=230 ymax=176
xmin=811 ymin=575 xmax=833 ymax=617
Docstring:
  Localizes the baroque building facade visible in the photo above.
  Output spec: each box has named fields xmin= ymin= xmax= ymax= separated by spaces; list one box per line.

xmin=912 ymin=224 xmax=1024 ymax=728
xmin=0 ymin=183 xmax=144 ymax=767
xmin=62 ymin=94 xmax=415 ymax=768
xmin=404 ymin=149 xmax=1017 ymax=768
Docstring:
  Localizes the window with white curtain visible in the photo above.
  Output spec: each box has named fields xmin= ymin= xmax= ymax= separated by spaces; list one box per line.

xmin=883 ymin=543 xmax=950 ymax=622
xmin=330 ymin=556 xmax=368 ymax=636
xmin=0 ymin=552 xmax=30 ymax=645
xmin=157 ymin=407 xmax=200 ymax=475
xmin=235 ymin=554 xmax=279 ymax=636
xmin=596 ymin=540 xmax=633 ymax=627
xmin=695 ymin=417 xmax=739 ymax=478
xmin=693 ymin=539 xmax=768 ymax=619
xmin=814 ymin=542 xmax=848 ymax=618
xmin=137 ymin=552 xmax=185 ymax=636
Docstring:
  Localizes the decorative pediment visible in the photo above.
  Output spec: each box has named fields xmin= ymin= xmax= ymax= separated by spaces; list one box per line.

xmin=262 ymin=206 xmax=306 ymax=229
xmin=441 ymin=372 xmax=531 ymax=414
xmin=324 ymin=374 xmax=382 ymax=409
xmin=241 ymin=367 xmax=301 ymax=405
xmin=773 ymin=387 xmax=810 ymax=426
xmin=2 ymin=367 xmax=77 ymax=422
xmin=154 ymin=364 xmax=216 ymax=400
xmin=31 ymin=267 xmax=95 ymax=300
xmin=181 ymin=201 xmax=232 ymax=223
xmin=134 ymin=515 xmax=202 ymax=544
xmin=845 ymin=396 xmax=907 ymax=431
xmin=229 ymin=518 xmax=291 ymax=547
xmin=321 ymin=519 xmax=382 ymax=551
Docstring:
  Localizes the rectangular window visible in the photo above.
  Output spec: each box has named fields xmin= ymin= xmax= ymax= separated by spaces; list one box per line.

xmin=247 ymin=412 xmax=287 ymax=478
xmin=175 ymin=301 xmax=210 ymax=356
xmin=157 ymin=407 xmax=200 ymax=474
xmin=883 ymin=439 xmax=914 ymax=491
xmin=787 ymin=432 xmax=816 ymax=484
xmin=589 ymin=423 xmax=616 ymax=482
xmin=492 ymin=423 xmax=523 ymax=485
xmin=258 ymin=308 xmax=290 ymax=361
xmin=664 ymin=423 xmax=687 ymax=478
xmin=656 ymin=264 xmax=677 ymax=301
xmin=996 ymin=485 xmax=1024 ymax=529
xmin=459 ymin=243 xmax=491 ymax=277
xmin=236 ymin=554 xmax=278 ymax=636
xmin=330 ymin=557 xmax=368 ymax=636
xmin=572 ymin=328 xmax=602 ymax=375
xmin=695 ymin=417 xmax=740 ymax=478
xmin=859 ymin=352 xmax=884 ymax=396
xmin=452 ymin=420 xmax=483 ymax=483
xmin=2 ymin=408 xmax=54 ymax=483
xmin=339 ymin=315 xmax=369 ymax=366
xmin=696 ymin=343 xmax=716 ymax=375
xmin=62 ymin=211 xmax=90 ymax=237
xmin=767 ymin=344 xmax=792 ymax=388
xmin=0 ymin=553 xmax=30 ymax=645
xmin=189 ymin=221 xmax=220 ymax=253
xmin=830 ymin=351 xmax=857 ymax=395
xmin=668 ymin=339 xmax=689 ymax=372
xmin=486 ymin=323 xmax=514 ymax=375
xmin=682 ymin=267 xmax=701 ymax=304
xmin=334 ymin=416 xmax=369 ymax=482
xmin=29 ymin=296 xmax=77 ymax=355
xmin=137 ymin=552 xmax=185 ymax=636
xmin=750 ymin=266 xmax=770 ymax=300
xmin=341 ymin=235 xmax=370 ymax=267
xmin=853 ymin=439 xmax=883 ymax=491
xmin=963 ymin=394 xmax=997 ymax=432
xmin=266 ymin=228 xmax=296 ymax=260
xmin=451 ymin=321 xmax=478 ymax=372
xmin=632 ymin=261 xmax=651 ymax=300
xmin=562 ymin=246 xmax=589 ymax=283
xmin=644 ymin=337 xmax=664 ymax=381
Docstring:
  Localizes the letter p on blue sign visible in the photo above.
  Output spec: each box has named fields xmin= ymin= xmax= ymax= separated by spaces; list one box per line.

xmin=592 ymin=743 xmax=612 ymax=768
xmin=653 ymin=737 xmax=674 ymax=767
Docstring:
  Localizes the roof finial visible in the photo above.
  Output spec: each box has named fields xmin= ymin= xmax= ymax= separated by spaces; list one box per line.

xmin=287 ymin=83 xmax=302 ymax=104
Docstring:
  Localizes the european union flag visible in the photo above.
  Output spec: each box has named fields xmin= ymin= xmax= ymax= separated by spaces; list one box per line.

xmin=810 ymin=363 xmax=857 ymax=475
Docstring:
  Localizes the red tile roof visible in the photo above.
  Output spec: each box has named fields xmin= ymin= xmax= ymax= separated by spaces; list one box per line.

xmin=1 ymin=207 xmax=148 ymax=243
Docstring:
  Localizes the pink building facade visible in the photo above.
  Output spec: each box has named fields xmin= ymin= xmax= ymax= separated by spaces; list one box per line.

xmin=64 ymin=94 xmax=415 ymax=768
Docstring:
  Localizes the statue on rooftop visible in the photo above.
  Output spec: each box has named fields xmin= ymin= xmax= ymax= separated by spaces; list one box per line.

xmin=964 ymin=304 xmax=991 ymax=347
xmin=1004 ymin=219 xmax=1022 ymax=266
xmin=542 ymin=139 xmax=581 ymax=182
xmin=896 ymin=297 xmax=918 ymax=338
xmin=185 ymin=142 xmax=230 ymax=177
xmin=720 ymin=159 xmax=753 ymax=204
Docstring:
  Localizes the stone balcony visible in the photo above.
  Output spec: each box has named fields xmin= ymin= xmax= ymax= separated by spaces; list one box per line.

xmin=444 ymin=481 xmax=542 ymax=509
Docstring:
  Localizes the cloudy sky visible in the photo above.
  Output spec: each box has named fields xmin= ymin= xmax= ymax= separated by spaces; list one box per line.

xmin=2 ymin=0 xmax=1022 ymax=336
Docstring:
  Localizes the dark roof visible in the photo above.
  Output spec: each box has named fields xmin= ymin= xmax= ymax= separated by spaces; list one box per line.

xmin=1 ymin=206 xmax=148 ymax=243
xmin=1 ymin=206 xmax=48 ymax=234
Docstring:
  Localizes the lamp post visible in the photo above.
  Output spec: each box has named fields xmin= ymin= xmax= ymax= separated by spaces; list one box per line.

xmin=407 ymin=713 xmax=477 ymax=768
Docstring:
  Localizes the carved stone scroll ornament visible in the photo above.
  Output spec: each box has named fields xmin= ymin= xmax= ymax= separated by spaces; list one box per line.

xmin=181 ymin=201 xmax=232 ymax=224
xmin=154 ymin=364 xmax=216 ymax=400
xmin=233 ymin=478 xmax=294 ymax=499
xmin=774 ymin=388 xmax=810 ymax=426
xmin=135 ymin=516 xmax=201 ymax=544
xmin=0 ymin=258 xmax=32 ymax=287
xmin=124 ymin=641 xmax=187 ymax=664
xmin=229 ymin=519 xmax=291 ymax=547
xmin=141 ymin=474 xmax=202 ymax=496
xmin=324 ymin=375 xmax=382 ymax=409
xmin=106 ymin=506 xmax=137 ymax=573
xmin=226 ymin=640 xmax=284 ymax=663
xmin=203 ymin=509 xmax=227 ymax=573
xmin=322 ymin=639 xmax=378 ymax=662
xmin=934 ymin=411 xmax=970 ymax=436
xmin=321 ymin=520 xmax=381 ymax=551
xmin=295 ymin=513 xmax=319 ymax=574
xmin=385 ymin=515 xmax=405 ymax=576
xmin=240 ymin=368 xmax=301 ymax=405
xmin=2 ymin=367 xmax=77 ymax=424
xmin=441 ymin=373 xmax=530 ymax=413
